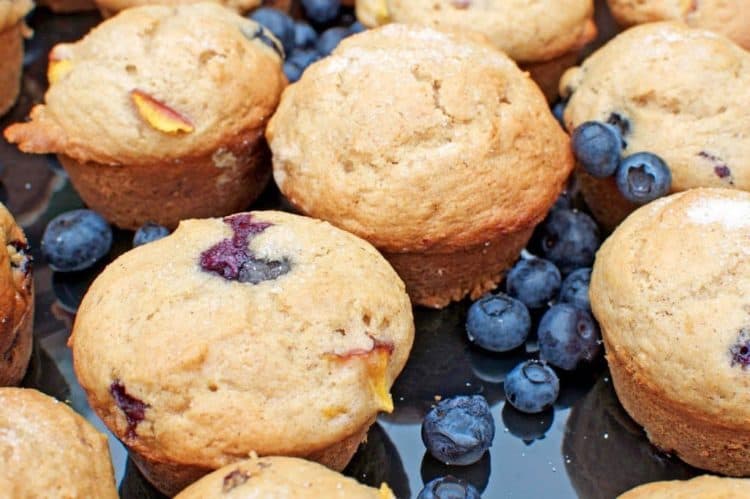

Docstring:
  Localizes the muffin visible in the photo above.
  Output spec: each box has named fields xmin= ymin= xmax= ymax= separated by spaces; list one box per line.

xmin=619 ymin=476 xmax=750 ymax=498
xmin=591 ymin=188 xmax=750 ymax=476
xmin=354 ymin=0 xmax=596 ymax=101
xmin=561 ymin=22 xmax=750 ymax=231
xmin=94 ymin=0 xmax=260 ymax=18
xmin=267 ymin=25 xmax=572 ymax=308
xmin=0 ymin=0 xmax=32 ymax=116
xmin=36 ymin=0 xmax=93 ymax=13
xmin=4 ymin=3 xmax=286 ymax=230
xmin=174 ymin=456 xmax=395 ymax=498
xmin=70 ymin=210 xmax=414 ymax=495
xmin=0 ymin=203 xmax=33 ymax=387
xmin=0 ymin=387 xmax=118 ymax=497
xmin=607 ymin=0 xmax=750 ymax=50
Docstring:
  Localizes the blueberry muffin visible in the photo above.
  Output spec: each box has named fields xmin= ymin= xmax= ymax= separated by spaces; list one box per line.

xmin=36 ymin=0 xmax=93 ymax=13
xmin=0 ymin=0 xmax=32 ymax=116
xmin=94 ymin=0 xmax=260 ymax=18
xmin=607 ymin=0 xmax=750 ymax=50
xmin=0 ymin=203 xmax=32 ymax=387
xmin=561 ymin=22 xmax=750 ymax=230
xmin=591 ymin=188 xmax=750 ymax=476
xmin=70 ymin=210 xmax=414 ymax=495
xmin=0 ymin=388 xmax=118 ymax=497
xmin=354 ymin=0 xmax=596 ymax=101
xmin=619 ymin=476 xmax=750 ymax=498
xmin=267 ymin=25 xmax=573 ymax=308
xmin=5 ymin=3 xmax=286 ymax=230
xmin=174 ymin=456 xmax=395 ymax=498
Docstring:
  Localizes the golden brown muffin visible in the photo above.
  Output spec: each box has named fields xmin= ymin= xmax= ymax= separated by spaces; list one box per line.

xmin=267 ymin=25 xmax=573 ymax=308
xmin=0 ymin=203 xmax=32 ymax=387
xmin=619 ymin=476 xmax=750 ymax=498
xmin=0 ymin=0 xmax=33 ymax=116
xmin=591 ymin=188 xmax=750 ymax=476
xmin=94 ymin=0 xmax=260 ymax=18
xmin=70 ymin=210 xmax=414 ymax=495
xmin=4 ymin=3 xmax=286 ymax=230
xmin=0 ymin=388 xmax=118 ymax=498
xmin=36 ymin=0 xmax=94 ymax=13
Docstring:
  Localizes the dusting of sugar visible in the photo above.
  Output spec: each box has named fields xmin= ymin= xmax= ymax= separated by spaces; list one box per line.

xmin=643 ymin=27 xmax=720 ymax=45
xmin=380 ymin=23 xmax=451 ymax=43
xmin=687 ymin=197 xmax=750 ymax=229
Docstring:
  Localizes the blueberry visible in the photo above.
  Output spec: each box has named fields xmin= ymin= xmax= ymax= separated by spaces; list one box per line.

xmin=421 ymin=395 xmax=495 ymax=466
xmin=538 ymin=304 xmax=601 ymax=370
xmin=238 ymin=257 xmax=290 ymax=284
xmin=506 ymin=258 xmax=561 ymax=309
xmin=417 ymin=476 xmax=481 ymax=499
xmin=294 ymin=21 xmax=317 ymax=49
xmin=132 ymin=222 xmax=169 ymax=247
xmin=465 ymin=293 xmax=530 ymax=353
xmin=316 ymin=26 xmax=352 ymax=56
xmin=42 ymin=209 xmax=112 ymax=272
xmin=551 ymin=192 xmax=572 ymax=212
xmin=288 ymin=48 xmax=321 ymax=72
xmin=504 ymin=360 xmax=560 ymax=414
xmin=559 ymin=268 xmax=592 ymax=312
xmin=572 ymin=121 xmax=622 ymax=178
xmin=538 ymin=208 xmax=600 ymax=275
xmin=249 ymin=7 xmax=295 ymax=55
xmin=283 ymin=61 xmax=303 ymax=83
xmin=349 ymin=21 xmax=366 ymax=33
xmin=615 ymin=152 xmax=672 ymax=204
xmin=552 ymin=100 xmax=566 ymax=127
xmin=301 ymin=0 xmax=340 ymax=24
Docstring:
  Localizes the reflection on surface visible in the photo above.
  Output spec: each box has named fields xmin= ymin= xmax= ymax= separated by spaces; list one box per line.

xmin=502 ymin=405 xmax=554 ymax=445
xmin=120 ymin=458 xmax=166 ymax=499
xmin=20 ymin=337 xmax=69 ymax=402
xmin=420 ymin=452 xmax=491 ymax=493
xmin=344 ymin=423 xmax=411 ymax=499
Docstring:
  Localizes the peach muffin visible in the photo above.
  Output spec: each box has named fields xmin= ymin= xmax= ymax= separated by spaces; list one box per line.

xmin=620 ymin=476 xmax=750 ymax=498
xmin=0 ymin=0 xmax=32 ymax=116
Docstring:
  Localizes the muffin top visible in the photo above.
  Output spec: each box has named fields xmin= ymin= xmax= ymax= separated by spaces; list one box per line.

xmin=4 ymin=3 xmax=286 ymax=165
xmin=175 ymin=456 xmax=394 ymax=498
xmin=0 ymin=388 xmax=118 ymax=498
xmin=96 ymin=0 xmax=260 ymax=16
xmin=267 ymin=24 xmax=572 ymax=253
xmin=607 ymin=0 xmax=750 ymax=50
xmin=355 ymin=0 xmax=595 ymax=62
xmin=619 ymin=475 xmax=750 ymax=498
xmin=0 ymin=0 xmax=33 ymax=32
xmin=0 ymin=203 xmax=31 ymax=358
xmin=70 ymin=210 xmax=414 ymax=469
xmin=591 ymin=188 xmax=750 ymax=427
xmin=562 ymin=23 xmax=750 ymax=195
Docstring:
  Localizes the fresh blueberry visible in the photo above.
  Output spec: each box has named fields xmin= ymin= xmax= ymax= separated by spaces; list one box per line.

xmin=559 ymin=268 xmax=592 ymax=312
xmin=538 ymin=304 xmax=601 ymax=370
xmin=506 ymin=258 xmax=561 ymax=309
xmin=504 ymin=360 xmax=560 ymax=414
xmin=417 ymin=476 xmax=481 ymax=499
xmin=615 ymin=152 xmax=672 ymax=204
xmin=288 ymin=48 xmax=321 ymax=72
xmin=132 ymin=222 xmax=169 ymax=247
xmin=316 ymin=26 xmax=352 ymax=56
xmin=421 ymin=395 xmax=495 ymax=466
xmin=572 ymin=121 xmax=622 ymax=178
xmin=466 ymin=293 xmax=530 ymax=352
xmin=349 ymin=21 xmax=366 ymax=34
xmin=42 ymin=209 xmax=112 ymax=272
xmin=538 ymin=208 xmax=600 ymax=275
xmin=283 ymin=61 xmax=303 ymax=83
xmin=294 ymin=21 xmax=317 ymax=49
xmin=552 ymin=100 xmax=566 ymax=127
xmin=301 ymin=0 xmax=340 ymax=24
xmin=249 ymin=7 xmax=296 ymax=55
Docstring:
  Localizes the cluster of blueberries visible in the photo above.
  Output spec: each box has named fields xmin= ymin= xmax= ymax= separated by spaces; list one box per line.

xmin=248 ymin=1 xmax=365 ymax=83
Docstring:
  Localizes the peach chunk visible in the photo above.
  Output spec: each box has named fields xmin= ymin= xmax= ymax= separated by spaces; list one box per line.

xmin=130 ymin=89 xmax=194 ymax=134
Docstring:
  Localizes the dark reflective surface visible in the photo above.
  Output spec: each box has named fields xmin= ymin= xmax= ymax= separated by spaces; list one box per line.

xmin=2 ymin=3 xmax=703 ymax=498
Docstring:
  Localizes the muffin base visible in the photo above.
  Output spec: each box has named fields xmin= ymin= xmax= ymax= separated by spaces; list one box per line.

xmin=384 ymin=227 xmax=534 ymax=309
xmin=606 ymin=335 xmax=750 ymax=476
xmin=520 ymin=49 xmax=581 ymax=103
xmin=129 ymin=419 xmax=374 ymax=496
xmin=0 ymin=285 xmax=34 ymax=387
xmin=576 ymin=166 xmax=637 ymax=232
xmin=58 ymin=129 xmax=271 ymax=230
xmin=0 ymin=23 xmax=24 ymax=117
xmin=38 ymin=0 xmax=96 ymax=12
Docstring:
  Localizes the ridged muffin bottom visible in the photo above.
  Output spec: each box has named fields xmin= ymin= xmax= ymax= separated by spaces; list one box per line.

xmin=521 ymin=49 xmax=582 ymax=103
xmin=575 ymin=166 xmax=638 ymax=232
xmin=0 ymin=283 xmax=33 ymax=387
xmin=0 ymin=23 xmax=24 ymax=117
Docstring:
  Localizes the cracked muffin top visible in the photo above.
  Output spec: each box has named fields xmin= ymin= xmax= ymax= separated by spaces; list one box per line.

xmin=562 ymin=22 xmax=750 ymax=195
xmin=619 ymin=475 xmax=750 ymax=498
xmin=267 ymin=24 xmax=573 ymax=253
xmin=4 ymin=3 xmax=285 ymax=165
xmin=174 ymin=455 xmax=394 ymax=498
xmin=356 ymin=0 xmax=595 ymax=63
xmin=0 ymin=202 xmax=32 ymax=359
xmin=0 ymin=388 xmax=118 ymax=498
xmin=70 ymin=210 xmax=414 ymax=469
xmin=0 ymin=0 xmax=32 ymax=32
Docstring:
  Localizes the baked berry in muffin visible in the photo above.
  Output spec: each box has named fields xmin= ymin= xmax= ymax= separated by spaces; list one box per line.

xmin=70 ymin=210 xmax=414 ymax=495
xmin=0 ymin=0 xmax=32 ymax=116
xmin=619 ymin=476 xmax=750 ymax=498
xmin=5 ymin=3 xmax=286 ymax=230
xmin=591 ymin=188 xmax=750 ymax=476
xmin=267 ymin=24 xmax=573 ymax=308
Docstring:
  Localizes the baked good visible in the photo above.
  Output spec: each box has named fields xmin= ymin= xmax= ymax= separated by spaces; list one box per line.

xmin=94 ymin=0 xmax=261 ymax=19
xmin=4 ymin=3 xmax=286 ymax=230
xmin=619 ymin=476 xmax=750 ymax=498
xmin=0 ymin=0 xmax=33 ymax=116
xmin=174 ymin=455 xmax=395 ymax=498
xmin=37 ymin=0 xmax=93 ymax=13
xmin=354 ymin=0 xmax=596 ymax=101
xmin=561 ymin=22 xmax=750 ymax=230
xmin=0 ymin=203 xmax=33 ymax=386
xmin=591 ymin=188 xmax=750 ymax=476
xmin=0 ymin=387 xmax=118 ymax=497
xmin=70 ymin=210 xmax=414 ymax=495
xmin=266 ymin=24 xmax=573 ymax=308
xmin=607 ymin=0 xmax=750 ymax=50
